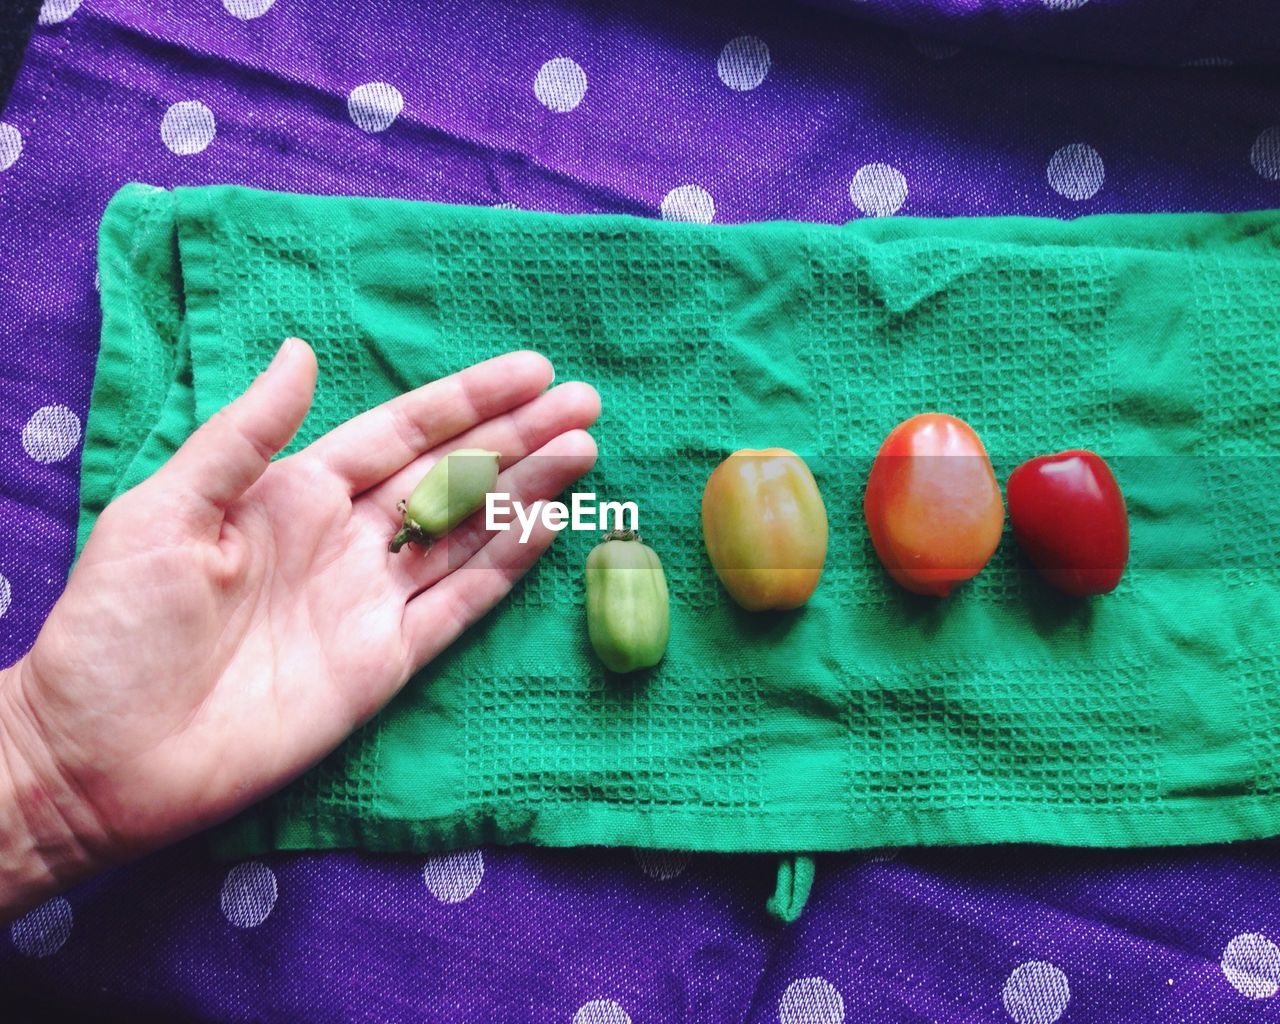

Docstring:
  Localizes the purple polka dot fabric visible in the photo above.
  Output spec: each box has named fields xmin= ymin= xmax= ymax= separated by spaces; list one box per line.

xmin=2 ymin=0 xmax=1280 ymax=1020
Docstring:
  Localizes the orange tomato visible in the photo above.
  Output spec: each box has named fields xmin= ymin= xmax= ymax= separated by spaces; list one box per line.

xmin=701 ymin=448 xmax=828 ymax=610
xmin=864 ymin=414 xmax=1003 ymax=597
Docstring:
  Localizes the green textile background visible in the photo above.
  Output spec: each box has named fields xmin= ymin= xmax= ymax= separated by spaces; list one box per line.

xmin=81 ymin=183 xmax=1280 ymax=863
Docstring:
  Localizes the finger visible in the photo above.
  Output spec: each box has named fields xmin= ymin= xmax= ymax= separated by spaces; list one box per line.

xmin=155 ymin=337 xmax=317 ymax=515
xmin=307 ymin=350 xmax=554 ymax=496
xmin=402 ymin=430 xmax=597 ymax=667
xmin=389 ymin=425 xmax=601 ymax=597
xmin=361 ymin=380 xmax=601 ymax=525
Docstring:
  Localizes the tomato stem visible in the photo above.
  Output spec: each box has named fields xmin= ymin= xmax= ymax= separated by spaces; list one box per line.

xmin=389 ymin=519 xmax=432 ymax=554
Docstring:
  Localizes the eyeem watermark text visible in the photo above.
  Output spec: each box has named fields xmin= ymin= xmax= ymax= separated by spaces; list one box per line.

xmin=487 ymin=492 xmax=639 ymax=543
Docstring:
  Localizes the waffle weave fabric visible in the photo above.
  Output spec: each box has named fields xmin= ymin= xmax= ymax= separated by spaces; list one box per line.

xmin=82 ymin=181 xmax=1280 ymax=862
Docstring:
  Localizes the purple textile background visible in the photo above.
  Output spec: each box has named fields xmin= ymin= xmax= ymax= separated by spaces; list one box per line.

xmin=2 ymin=0 xmax=1280 ymax=1021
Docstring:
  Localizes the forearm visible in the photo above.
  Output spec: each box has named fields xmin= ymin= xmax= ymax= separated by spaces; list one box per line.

xmin=0 ymin=657 xmax=96 ymax=922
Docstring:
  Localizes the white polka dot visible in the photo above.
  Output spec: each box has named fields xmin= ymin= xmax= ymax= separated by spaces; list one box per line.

xmin=534 ymin=57 xmax=587 ymax=113
xmin=1222 ymin=932 xmax=1280 ymax=999
xmin=38 ymin=0 xmax=81 ymax=25
xmin=10 ymin=898 xmax=72 ymax=957
xmin=572 ymin=999 xmax=631 ymax=1024
xmin=1046 ymin=143 xmax=1104 ymax=200
xmin=423 ymin=849 xmax=484 ymax=903
xmin=779 ymin=977 xmax=845 ymax=1024
xmin=634 ymin=849 xmax=689 ymax=880
xmin=660 ymin=184 xmax=715 ymax=223
xmin=0 ymin=123 xmax=22 ymax=172
xmin=0 ymin=574 xmax=10 ymax=618
xmin=21 ymin=404 xmax=81 ymax=464
xmin=347 ymin=82 xmax=404 ymax=133
xmin=220 ymin=861 xmax=278 ymax=928
xmin=1002 ymin=961 xmax=1071 ymax=1024
xmin=223 ymin=0 xmax=276 ymax=18
xmin=1250 ymin=127 xmax=1280 ymax=181
xmin=1042 ymin=0 xmax=1088 ymax=9
xmin=848 ymin=163 xmax=908 ymax=217
xmin=160 ymin=101 xmax=216 ymax=155
xmin=717 ymin=36 xmax=771 ymax=91
xmin=913 ymin=37 xmax=960 ymax=59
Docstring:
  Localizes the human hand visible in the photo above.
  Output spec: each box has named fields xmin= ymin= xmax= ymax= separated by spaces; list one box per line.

xmin=0 ymin=339 xmax=599 ymax=916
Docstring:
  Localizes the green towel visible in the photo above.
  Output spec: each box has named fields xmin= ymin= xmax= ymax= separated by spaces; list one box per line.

xmin=83 ymin=184 xmax=1280 ymax=878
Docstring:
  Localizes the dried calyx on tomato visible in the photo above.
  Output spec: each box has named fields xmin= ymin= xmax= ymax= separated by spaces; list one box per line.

xmin=1006 ymin=450 xmax=1129 ymax=596
xmin=701 ymin=448 xmax=828 ymax=611
xmin=585 ymin=530 xmax=670 ymax=673
xmin=864 ymin=413 xmax=1003 ymax=597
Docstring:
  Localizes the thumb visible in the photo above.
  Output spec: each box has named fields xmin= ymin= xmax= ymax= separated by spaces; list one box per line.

xmin=159 ymin=337 xmax=318 ymax=513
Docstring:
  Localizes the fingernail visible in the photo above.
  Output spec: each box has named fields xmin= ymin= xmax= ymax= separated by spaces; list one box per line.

xmin=270 ymin=337 xmax=300 ymax=370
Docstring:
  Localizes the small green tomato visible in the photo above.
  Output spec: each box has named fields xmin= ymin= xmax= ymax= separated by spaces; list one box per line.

xmin=585 ymin=530 xmax=670 ymax=673
xmin=390 ymin=448 xmax=500 ymax=553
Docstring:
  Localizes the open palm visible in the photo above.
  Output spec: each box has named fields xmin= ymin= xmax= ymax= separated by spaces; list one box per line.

xmin=5 ymin=339 xmax=598 ymax=875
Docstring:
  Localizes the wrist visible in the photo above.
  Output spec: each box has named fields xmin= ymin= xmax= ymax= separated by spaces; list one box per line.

xmin=0 ymin=657 xmax=99 ymax=920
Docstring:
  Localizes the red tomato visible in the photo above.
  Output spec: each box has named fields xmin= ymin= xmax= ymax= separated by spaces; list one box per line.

xmin=864 ymin=413 xmax=1004 ymax=597
xmin=1006 ymin=450 xmax=1128 ymax=596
